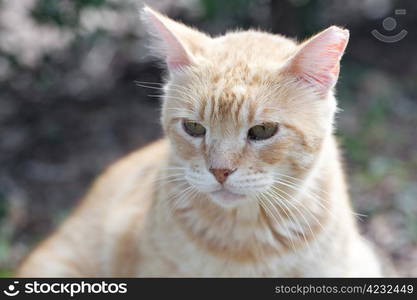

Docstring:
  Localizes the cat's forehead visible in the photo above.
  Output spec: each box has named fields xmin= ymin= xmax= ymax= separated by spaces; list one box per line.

xmin=165 ymin=32 xmax=300 ymax=126
xmin=208 ymin=31 xmax=297 ymax=67
xmin=184 ymin=31 xmax=299 ymax=87
xmin=167 ymin=74 xmax=280 ymax=129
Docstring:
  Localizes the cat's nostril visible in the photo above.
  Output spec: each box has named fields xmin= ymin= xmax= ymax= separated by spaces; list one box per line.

xmin=209 ymin=168 xmax=236 ymax=184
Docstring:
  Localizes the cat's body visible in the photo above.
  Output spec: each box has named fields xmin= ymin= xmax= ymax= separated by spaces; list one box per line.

xmin=18 ymin=7 xmax=382 ymax=277
xmin=18 ymin=138 xmax=380 ymax=277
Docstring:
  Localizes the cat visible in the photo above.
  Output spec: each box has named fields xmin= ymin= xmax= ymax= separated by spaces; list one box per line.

xmin=17 ymin=6 xmax=382 ymax=277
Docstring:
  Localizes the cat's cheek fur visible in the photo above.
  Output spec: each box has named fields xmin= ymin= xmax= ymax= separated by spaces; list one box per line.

xmin=185 ymin=164 xmax=220 ymax=193
xmin=165 ymin=120 xmax=201 ymax=160
xmin=166 ymin=122 xmax=224 ymax=193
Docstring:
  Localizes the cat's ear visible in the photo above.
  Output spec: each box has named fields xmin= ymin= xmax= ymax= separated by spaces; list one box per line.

xmin=140 ymin=6 xmax=209 ymax=71
xmin=284 ymin=26 xmax=349 ymax=95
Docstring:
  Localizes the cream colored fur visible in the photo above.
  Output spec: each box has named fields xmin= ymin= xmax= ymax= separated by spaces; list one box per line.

xmin=17 ymin=7 xmax=382 ymax=277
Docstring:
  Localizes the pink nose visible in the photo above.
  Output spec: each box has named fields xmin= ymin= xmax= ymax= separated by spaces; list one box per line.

xmin=209 ymin=168 xmax=236 ymax=184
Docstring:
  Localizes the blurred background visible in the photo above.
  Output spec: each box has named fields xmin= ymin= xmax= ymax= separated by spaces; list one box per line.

xmin=0 ymin=0 xmax=416 ymax=277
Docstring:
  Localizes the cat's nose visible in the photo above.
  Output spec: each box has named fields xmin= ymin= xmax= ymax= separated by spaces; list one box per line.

xmin=209 ymin=168 xmax=236 ymax=184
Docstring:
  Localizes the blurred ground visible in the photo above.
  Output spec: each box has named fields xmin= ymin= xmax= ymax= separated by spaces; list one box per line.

xmin=0 ymin=0 xmax=416 ymax=276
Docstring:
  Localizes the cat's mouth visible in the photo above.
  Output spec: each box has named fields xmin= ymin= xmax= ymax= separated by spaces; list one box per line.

xmin=209 ymin=188 xmax=246 ymax=206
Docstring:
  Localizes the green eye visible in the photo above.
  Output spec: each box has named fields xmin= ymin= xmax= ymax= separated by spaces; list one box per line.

xmin=183 ymin=121 xmax=206 ymax=137
xmin=248 ymin=123 xmax=279 ymax=141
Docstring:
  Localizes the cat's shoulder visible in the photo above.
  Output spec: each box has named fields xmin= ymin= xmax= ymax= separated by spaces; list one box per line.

xmin=105 ymin=138 xmax=168 ymax=175
xmin=84 ymin=139 xmax=168 ymax=203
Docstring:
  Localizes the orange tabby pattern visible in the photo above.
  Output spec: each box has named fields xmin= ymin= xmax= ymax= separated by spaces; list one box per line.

xmin=17 ymin=6 xmax=381 ymax=277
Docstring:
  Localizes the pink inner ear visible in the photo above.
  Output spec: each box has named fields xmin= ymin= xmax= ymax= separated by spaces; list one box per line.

xmin=142 ymin=7 xmax=191 ymax=70
xmin=288 ymin=26 xmax=349 ymax=92
xmin=152 ymin=18 xmax=190 ymax=69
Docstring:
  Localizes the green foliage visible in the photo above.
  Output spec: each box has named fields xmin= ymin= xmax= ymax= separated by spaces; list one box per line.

xmin=0 ymin=269 xmax=12 ymax=278
xmin=30 ymin=0 xmax=109 ymax=27
xmin=0 ymin=189 xmax=6 ymax=222
xmin=0 ymin=238 xmax=10 ymax=275
xmin=200 ymin=0 xmax=252 ymax=19
xmin=339 ymin=134 xmax=369 ymax=166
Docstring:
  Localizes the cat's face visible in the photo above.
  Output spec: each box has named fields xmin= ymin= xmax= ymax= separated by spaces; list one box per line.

xmin=142 ymin=7 xmax=348 ymax=207
xmin=162 ymin=67 xmax=336 ymax=207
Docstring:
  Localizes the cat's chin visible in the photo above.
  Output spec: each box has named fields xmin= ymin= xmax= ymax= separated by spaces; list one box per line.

xmin=209 ymin=189 xmax=247 ymax=208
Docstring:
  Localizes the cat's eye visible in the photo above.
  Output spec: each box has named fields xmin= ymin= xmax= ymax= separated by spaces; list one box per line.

xmin=248 ymin=123 xmax=279 ymax=141
xmin=183 ymin=120 xmax=206 ymax=137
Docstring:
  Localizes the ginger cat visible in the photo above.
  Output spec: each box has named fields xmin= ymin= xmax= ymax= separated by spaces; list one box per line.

xmin=17 ymin=6 xmax=382 ymax=277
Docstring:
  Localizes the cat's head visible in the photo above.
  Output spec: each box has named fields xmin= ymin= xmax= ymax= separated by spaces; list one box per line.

xmin=141 ymin=6 xmax=349 ymax=207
